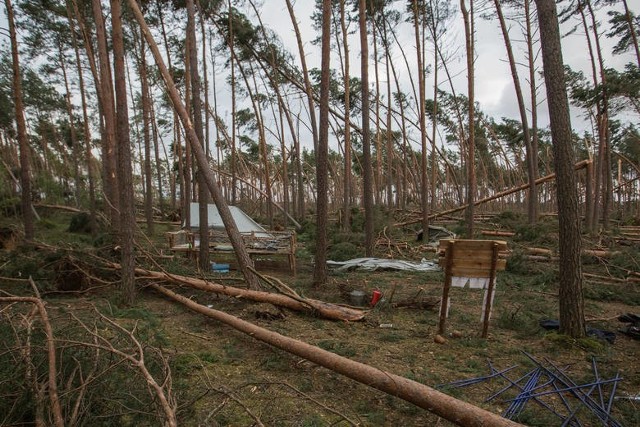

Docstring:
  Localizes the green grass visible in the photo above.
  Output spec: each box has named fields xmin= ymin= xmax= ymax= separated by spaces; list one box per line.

xmin=316 ymin=340 xmax=357 ymax=357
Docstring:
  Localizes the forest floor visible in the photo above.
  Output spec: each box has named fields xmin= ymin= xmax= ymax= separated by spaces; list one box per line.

xmin=0 ymin=208 xmax=639 ymax=426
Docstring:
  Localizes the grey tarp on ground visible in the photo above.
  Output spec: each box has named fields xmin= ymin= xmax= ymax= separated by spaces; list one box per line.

xmin=186 ymin=203 xmax=271 ymax=237
xmin=327 ymin=258 xmax=440 ymax=272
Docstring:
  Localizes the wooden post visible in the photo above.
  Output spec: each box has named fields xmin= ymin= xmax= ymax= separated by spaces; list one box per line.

xmin=481 ymin=243 xmax=499 ymax=338
xmin=438 ymin=240 xmax=455 ymax=335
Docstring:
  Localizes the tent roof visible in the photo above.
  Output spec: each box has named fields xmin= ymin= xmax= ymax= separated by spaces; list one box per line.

xmin=187 ymin=203 xmax=269 ymax=236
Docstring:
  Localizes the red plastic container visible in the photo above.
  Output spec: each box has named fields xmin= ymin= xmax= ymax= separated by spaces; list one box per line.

xmin=370 ymin=290 xmax=382 ymax=307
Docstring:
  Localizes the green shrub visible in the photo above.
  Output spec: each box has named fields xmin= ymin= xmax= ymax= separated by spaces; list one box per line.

xmin=68 ymin=212 xmax=94 ymax=233
xmin=495 ymin=210 xmax=523 ymax=229
xmin=327 ymin=241 xmax=360 ymax=261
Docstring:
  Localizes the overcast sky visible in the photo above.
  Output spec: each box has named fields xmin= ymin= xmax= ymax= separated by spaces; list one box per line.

xmin=1 ymin=1 xmax=639 ymax=153
xmin=255 ymin=0 xmax=639 ymax=143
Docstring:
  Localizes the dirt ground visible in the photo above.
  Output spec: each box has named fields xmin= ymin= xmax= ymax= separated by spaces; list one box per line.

xmin=1 ymin=212 xmax=639 ymax=426
xmin=128 ymin=263 xmax=638 ymax=427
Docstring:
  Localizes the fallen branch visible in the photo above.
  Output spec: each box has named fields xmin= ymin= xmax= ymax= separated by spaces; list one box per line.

xmin=0 ymin=295 xmax=64 ymax=427
xmin=245 ymin=381 xmax=358 ymax=426
xmin=67 ymin=309 xmax=178 ymax=426
xmin=105 ymin=262 xmax=366 ymax=321
xmin=583 ymin=273 xmax=628 ymax=284
xmin=149 ymin=283 xmax=521 ymax=427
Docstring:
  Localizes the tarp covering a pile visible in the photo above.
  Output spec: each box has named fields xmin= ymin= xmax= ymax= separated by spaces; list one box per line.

xmin=186 ymin=203 xmax=270 ymax=237
xmin=327 ymin=258 xmax=440 ymax=272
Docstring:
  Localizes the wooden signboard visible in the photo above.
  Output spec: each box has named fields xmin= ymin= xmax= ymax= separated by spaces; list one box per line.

xmin=437 ymin=240 xmax=508 ymax=338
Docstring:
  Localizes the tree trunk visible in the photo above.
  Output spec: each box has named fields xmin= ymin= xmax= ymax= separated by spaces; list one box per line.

xmin=313 ymin=0 xmax=331 ymax=286
xmin=494 ymin=0 xmax=537 ymax=224
xmin=535 ymin=0 xmax=585 ymax=339
xmin=186 ymin=0 xmax=210 ymax=270
xmin=6 ymin=0 xmax=34 ymax=241
xmin=138 ymin=35 xmax=155 ymax=235
xmin=340 ymin=0 xmax=352 ymax=231
xmin=58 ymin=44 xmax=82 ymax=207
xmin=200 ymin=14 xmax=210 ymax=159
xmin=67 ymin=0 xmax=97 ymax=236
xmin=285 ymin=0 xmax=319 ymax=157
xmin=430 ymin=26 xmax=439 ymax=213
xmin=372 ymin=17 xmax=382 ymax=205
xmin=228 ymin=0 xmax=238 ymax=205
xmin=150 ymin=89 xmax=165 ymax=216
xmin=413 ymin=0 xmax=430 ymax=241
xmin=110 ymin=0 xmax=136 ymax=304
xmin=384 ymin=19 xmax=394 ymax=209
xmin=585 ymin=0 xmax=612 ymax=230
xmin=621 ymin=0 xmax=640 ymax=67
xmin=92 ymin=0 xmax=119 ymax=229
xmin=461 ymin=0 xmax=475 ymax=238
xmin=360 ymin=0 xmax=375 ymax=256
xmin=525 ymin=0 xmax=540 ymax=225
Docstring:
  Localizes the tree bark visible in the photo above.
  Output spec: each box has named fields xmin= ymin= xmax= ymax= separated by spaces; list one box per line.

xmin=228 ymin=0 xmax=238 ymax=205
xmin=67 ymin=0 xmax=97 ymax=236
xmin=91 ymin=0 xmax=119 ymax=229
xmin=138 ymin=35 xmax=154 ymax=235
xmin=110 ymin=0 xmax=137 ymax=304
xmin=186 ymin=0 xmax=210 ymax=270
xmin=58 ymin=43 xmax=82 ymax=207
xmin=360 ymin=0 xmax=375 ymax=256
xmin=524 ymin=0 xmax=540 ymax=225
xmin=535 ymin=0 xmax=586 ymax=338
xmin=313 ymin=0 xmax=331 ymax=285
xmin=413 ymin=0 xmax=430 ymax=241
xmin=340 ymin=0 xmax=352 ymax=231
xmin=6 ymin=0 xmax=34 ymax=240
xmin=461 ymin=0 xmax=476 ymax=238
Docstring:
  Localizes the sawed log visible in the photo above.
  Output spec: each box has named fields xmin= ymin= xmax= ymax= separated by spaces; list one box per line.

xmin=129 ymin=265 xmax=365 ymax=322
xmin=149 ymin=283 xmax=522 ymax=427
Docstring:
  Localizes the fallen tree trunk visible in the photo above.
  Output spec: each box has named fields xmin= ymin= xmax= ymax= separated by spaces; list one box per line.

xmin=582 ymin=249 xmax=617 ymax=258
xmin=525 ymin=247 xmax=554 ymax=257
xmin=149 ymin=283 xmax=521 ymax=427
xmin=125 ymin=264 xmax=365 ymax=321
xmin=396 ymin=160 xmax=591 ymax=227
xmin=480 ymin=230 xmax=515 ymax=237
xmin=33 ymin=203 xmax=85 ymax=213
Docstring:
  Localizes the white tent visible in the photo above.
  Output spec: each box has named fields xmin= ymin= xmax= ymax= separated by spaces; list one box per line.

xmin=186 ymin=203 xmax=271 ymax=237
